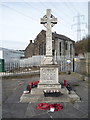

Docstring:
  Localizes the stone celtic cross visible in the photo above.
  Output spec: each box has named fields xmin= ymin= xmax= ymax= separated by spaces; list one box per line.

xmin=40 ymin=9 xmax=57 ymax=58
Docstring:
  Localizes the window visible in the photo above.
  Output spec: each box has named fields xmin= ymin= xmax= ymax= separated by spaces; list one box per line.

xmin=52 ymin=50 xmax=55 ymax=56
xmin=39 ymin=44 xmax=42 ymax=55
xmin=39 ymin=42 xmax=46 ymax=55
xmin=43 ymin=43 xmax=46 ymax=55
xmin=65 ymin=42 xmax=68 ymax=50
xmin=59 ymin=42 xmax=61 ymax=56
xmin=70 ymin=44 xmax=72 ymax=55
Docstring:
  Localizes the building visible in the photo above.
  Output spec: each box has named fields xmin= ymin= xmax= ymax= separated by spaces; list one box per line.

xmin=24 ymin=30 xmax=75 ymax=72
xmin=0 ymin=47 xmax=24 ymax=71
xmin=88 ymin=1 xmax=90 ymax=36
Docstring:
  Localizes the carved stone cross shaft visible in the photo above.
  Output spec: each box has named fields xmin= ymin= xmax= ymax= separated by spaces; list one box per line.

xmin=40 ymin=9 xmax=57 ymax=57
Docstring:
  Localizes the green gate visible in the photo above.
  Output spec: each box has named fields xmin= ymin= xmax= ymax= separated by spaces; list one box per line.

xmin=0 ymin=59 xmax=5 ymax=72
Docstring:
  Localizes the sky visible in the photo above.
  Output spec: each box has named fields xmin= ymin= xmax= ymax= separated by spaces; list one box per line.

xmin=0 ymin=0 xmax=89 ymax=50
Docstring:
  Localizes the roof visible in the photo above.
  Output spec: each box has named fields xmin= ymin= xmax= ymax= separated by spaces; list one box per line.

xmin=0 ymin=47 xmax=24 ymax=54
xmin=39 ymin=30 xmax=75 ymax=42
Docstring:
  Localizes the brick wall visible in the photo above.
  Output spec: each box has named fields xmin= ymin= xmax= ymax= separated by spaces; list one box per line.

xmin=24 ymin=30 xmax=75 ymax=62
xmin=24 ymin=42 xmax=34 ymax=58
xmin=34 ymin=31 xmax=46 ymax=55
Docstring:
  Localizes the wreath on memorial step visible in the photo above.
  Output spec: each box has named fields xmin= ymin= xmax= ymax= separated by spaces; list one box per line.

xmin=26 ymin=81 xmax=39 ymax=91
xmin=37 ymin=103 xmax=63 ymax=112
xmin=23 ymin=80 xmax=39 ymax=94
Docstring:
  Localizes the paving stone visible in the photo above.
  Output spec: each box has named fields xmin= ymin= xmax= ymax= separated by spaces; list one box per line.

xmin=4 ymin=85 xmax=25 ymax=103
xmin=2 ymin=77 xmax=39 ymax=103
xmin=31 ymin=113 xmax=52 ymax=119
xmin=49 ymin=102 xmax=87 ymax=118
xmin=73 ymin=85 xmax=88 ymax=101
xmin=0 ymin=105 xmax=2 ymax=120
xmin=2 ymin=103 xmax=28 ymax=118
xmin=24 ymin=103 xmax=47 ymax=118
xmin=72 ymin=102 xmax=88 ymax=114
xmin=63 ymin=102 xmax=88 ymax=118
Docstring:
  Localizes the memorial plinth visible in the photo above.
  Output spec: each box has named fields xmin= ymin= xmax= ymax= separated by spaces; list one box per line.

xmin=38 ymin=65 xmax=61 ymax=89
xmin=37 ymin=9 xmax=61 ymax=89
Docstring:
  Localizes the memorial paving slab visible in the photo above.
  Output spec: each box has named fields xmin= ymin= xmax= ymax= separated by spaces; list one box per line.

xmin=2 ymin=103 xmax=28 ymax=118
xmin=2 ymin=73 xmax=88 ymax=119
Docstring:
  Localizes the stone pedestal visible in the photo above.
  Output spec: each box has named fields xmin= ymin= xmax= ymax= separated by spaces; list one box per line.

xmin=42 ymin=56 xmax=53 ymax=65
xmin=38 ymin=64 xmax=61 ymax=89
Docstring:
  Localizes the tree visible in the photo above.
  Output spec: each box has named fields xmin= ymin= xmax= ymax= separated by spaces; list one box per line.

xmin=75 ymin=36 xmax=90 ymax=55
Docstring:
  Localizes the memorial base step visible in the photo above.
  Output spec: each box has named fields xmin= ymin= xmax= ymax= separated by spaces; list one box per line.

xmin=20 ymin=87 xmax=81 ymax=103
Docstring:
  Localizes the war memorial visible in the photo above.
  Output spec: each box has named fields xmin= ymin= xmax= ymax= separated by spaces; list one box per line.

xmin=20 ymin=9 xmax=80 ymax=103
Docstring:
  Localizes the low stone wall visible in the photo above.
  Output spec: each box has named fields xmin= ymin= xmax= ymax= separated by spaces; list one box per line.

xmin=75 ymin=53 xmax=90 ymax=81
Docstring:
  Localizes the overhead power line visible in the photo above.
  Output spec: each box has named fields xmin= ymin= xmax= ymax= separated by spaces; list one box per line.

xmin=71 ymin=14 xmax=87 ymax=41
xmin=36 ymin=1 xmax=74 ymax=37
xmin=23 ymin=0 xmax=42 ymax=15
xmin=64 ymin=2 xmax=76 ymax=15
xmin=65 ymin=1 xmax=79 ymax=14
xmin=1 ymin=3 xmax=38 ymax=22
xmin=38 ymin=1 xmax=72 ymax=28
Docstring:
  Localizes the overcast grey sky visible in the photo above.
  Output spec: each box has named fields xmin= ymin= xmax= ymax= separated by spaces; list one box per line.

xmin=0 ymin=0 xmax=88 ymax=50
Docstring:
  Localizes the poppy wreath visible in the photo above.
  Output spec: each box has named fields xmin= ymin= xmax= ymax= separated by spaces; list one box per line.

xmin=26 ymin=81 xmax=40 ymax=91
xmin=37 ymin=103 xmax=63 ymax=111
xmin=37 ymin=103 xmax=50 ymax=110
xmin=50 ymin=103 xmax=63 ymax=111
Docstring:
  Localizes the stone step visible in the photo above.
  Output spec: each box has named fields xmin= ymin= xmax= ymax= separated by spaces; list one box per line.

xmin=30 ymin=87 xmax=69 ymax=95
xmin=20 ymin=93 xmax=70 ymax=103
xmin=20 ymin=88 xmax=81 ymax=103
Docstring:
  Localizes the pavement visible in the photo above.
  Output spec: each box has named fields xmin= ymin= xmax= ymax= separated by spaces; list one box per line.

xmin=0 ymin=70 xmax=40 ymax=77
xmin=1 ymin=73 xmax=89 ymax=119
